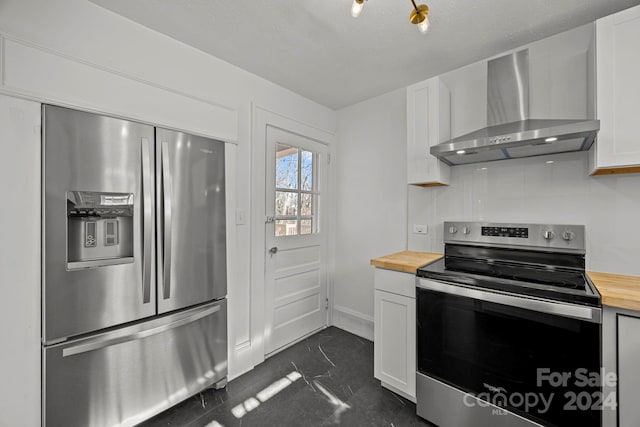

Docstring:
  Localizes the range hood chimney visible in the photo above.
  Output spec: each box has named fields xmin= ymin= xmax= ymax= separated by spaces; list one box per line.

xmin=430 ymin=49 xmax=599 ymax=165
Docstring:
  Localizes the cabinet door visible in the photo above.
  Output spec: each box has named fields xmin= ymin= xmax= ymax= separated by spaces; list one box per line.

xmin=592 ymin=5 xmax=640 ymax=173
xmin=407 ymin=78 xmax=451 ymax=186
xmin=618 ymin=314 xmax=640 ymax=427
xmin=374 ymin=289 xmax=416 ymax=400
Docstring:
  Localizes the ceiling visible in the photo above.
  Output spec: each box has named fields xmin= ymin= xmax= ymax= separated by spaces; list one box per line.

xmin=89 ymin=0 xmax=640 ymax=110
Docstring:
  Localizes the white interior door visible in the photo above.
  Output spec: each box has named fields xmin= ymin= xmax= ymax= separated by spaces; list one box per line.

xmin=264 ymin=126 xmax=328 ymax=355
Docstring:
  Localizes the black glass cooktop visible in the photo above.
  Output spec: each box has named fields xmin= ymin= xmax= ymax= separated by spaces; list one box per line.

xmin=417 ymin=245 xmax=601 ymax=306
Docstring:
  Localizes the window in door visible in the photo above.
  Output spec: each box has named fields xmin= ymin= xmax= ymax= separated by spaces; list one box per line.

xmin=275 ymin=143 xmax=319 ymax=237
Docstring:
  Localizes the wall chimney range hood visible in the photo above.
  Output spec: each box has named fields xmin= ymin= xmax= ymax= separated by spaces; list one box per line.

xmin=430 ymin=49 xmax=599 ymax=166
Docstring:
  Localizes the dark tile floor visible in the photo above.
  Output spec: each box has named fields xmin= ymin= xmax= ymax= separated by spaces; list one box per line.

xmin=140 ymin=327 xmax=432 ymax=427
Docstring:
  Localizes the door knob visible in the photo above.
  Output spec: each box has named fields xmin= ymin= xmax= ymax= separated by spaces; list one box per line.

xmin=269 ymin=246 xmax=278 ymax=255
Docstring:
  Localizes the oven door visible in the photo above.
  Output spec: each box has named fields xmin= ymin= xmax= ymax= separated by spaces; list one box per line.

xmin=416 ymin=278 xmax=602 ymax=427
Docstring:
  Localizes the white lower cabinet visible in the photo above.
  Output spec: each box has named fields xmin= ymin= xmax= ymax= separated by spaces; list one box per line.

xmin=602 ymin=306 xmax=640 ymax=427
xmin=617 ymin=313 xmax=640 ymax=427
xmin=373 ymin=268 xmax=416 ymax=402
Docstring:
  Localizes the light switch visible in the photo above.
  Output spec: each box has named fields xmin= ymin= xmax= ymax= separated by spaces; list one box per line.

xmin=235 ymin=209 xmax=246 ymax=225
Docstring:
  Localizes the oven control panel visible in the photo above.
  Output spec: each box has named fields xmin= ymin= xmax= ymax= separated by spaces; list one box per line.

xmin=444 ymin=221 xmax=586 ymax=253
xmin=481 ymin=226 xmax=528 ymax=238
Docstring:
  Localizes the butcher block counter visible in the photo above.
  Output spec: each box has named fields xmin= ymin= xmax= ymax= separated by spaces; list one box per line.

xmin=370 ymin=250 xmax=443 ymax=273
xmin=371 ymin=252 xmax=640 ymax=312
xmin=588 ymin=271 xmax=640 ymax=312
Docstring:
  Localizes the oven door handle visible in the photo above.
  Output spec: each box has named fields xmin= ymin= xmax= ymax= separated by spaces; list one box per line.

xmin=417 ymin=278 xmax=602 ymax=323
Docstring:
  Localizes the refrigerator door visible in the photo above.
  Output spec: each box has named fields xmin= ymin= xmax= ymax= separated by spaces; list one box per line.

xmin=43 ymin=105 xmax=156 ymax=343
xmin=44 ymin=299 xmax=227 ymax=427
xmin=156 ymin=128 xmax=227 ymax=314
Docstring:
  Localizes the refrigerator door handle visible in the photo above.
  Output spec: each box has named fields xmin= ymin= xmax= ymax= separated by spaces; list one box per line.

xmin=161 ymin=141 xmax=173 ymax=299
xmin=141 ymin=137 xmax=152 ymax=304
xmin=62 ymin=304 xmax=221 ymax=357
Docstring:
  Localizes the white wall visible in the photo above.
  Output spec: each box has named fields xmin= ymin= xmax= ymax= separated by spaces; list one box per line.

xmin=408 ymin=151 xmax=640 ymax=275
xmin=333 ymin=89 xmax=407 ymax=340
xmin=0 ymin=95 xmax=41 ymax=427
xmin=334 ymin=22 xmax=640 ymax=345
xmin=0 ymin=1 xmax=335 ymax=424
xmin=406 ymin=23 xmax=640 ymax=275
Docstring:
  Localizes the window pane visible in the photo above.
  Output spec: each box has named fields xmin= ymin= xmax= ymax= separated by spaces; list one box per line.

xmin=276 ymin=144 xmax=298 ymax=189
xmin=276 ymin=220 xmax=297 ymax=237
xmin=301 ymin=150 xmax=313 ymax=191
xmin=300 ymin=219 xmax=312 ymax=235
xmin=300 ymin=193 xmax=312 ymax=216
xmin=275 ymin=192 xmax=297 ymax=216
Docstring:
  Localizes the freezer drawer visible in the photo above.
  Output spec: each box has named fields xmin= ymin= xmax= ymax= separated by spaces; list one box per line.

xmin=43 ymin=300 xmax=227 ymax=427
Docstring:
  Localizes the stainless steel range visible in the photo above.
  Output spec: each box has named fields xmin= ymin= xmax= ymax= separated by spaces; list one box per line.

xmin=416 ymin=222 xmax=602 ymax=427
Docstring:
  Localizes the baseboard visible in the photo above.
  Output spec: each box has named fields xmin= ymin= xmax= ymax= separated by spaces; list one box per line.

xmin=331 ymin=305 xmax=374 ymax=341
xmin=381 ymin=381 xmax=416 ymax=403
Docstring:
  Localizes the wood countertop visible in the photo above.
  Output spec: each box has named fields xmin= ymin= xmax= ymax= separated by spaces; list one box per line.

xmin=588 ymin=271 xmax=640 ymax=312
xmin=370 ymin=252 xmax=640 ymax=311
xmin=370 ymin=251 xmax=443 ymax=274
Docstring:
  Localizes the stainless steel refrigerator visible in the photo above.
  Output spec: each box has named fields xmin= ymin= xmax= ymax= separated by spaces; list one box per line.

xmin=42 ymin=105 xmax=228 ymax=427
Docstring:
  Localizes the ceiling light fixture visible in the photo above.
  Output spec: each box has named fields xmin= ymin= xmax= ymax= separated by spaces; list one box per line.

xmin=351 ymin=0 xmax=364 ymax=18
xmin=545 ymin=137 xmax=558 ymax=142
xmin=409 ymin=0 xmax=430 ymax=33
xmin=350 ymin=0 xmax=431 ymax=34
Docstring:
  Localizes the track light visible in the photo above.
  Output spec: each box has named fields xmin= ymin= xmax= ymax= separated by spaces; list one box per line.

xmin=410 ymin=2 xmax=430 ymax=34
xmin=351 ymin=0 xmax=365 ymax=18
xmin=350 ymin=0 xmax=431 ymax=34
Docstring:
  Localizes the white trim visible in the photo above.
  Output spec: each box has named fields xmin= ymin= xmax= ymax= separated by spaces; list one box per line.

xmin=381 ymin=381 xmax=417 ymax=403
xmin=265 ymin=325 xmax=327 ymax=359
xmin=0 ymin=31 xmax=238 ymax=143
xmin=227 ymin=340 xmax=254 ymax=382
xmin=235 ymin=340 xmax=252 ymax=352
xmin=0 ymin=95 xmax=42 ymax=427
xmin=0 ymin=35 xmax=5 ymax=86
xmin=0 ymin=31 xmax=235 ymax=112
xmin=250 ymin=104 xmax=334 ymax=367
xmin=331 ymin=305 xmax=375 ymax=341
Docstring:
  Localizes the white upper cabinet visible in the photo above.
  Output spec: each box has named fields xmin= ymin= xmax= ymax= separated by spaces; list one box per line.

xmin=591 ymin=4 xmax=640 ymax=175
xmin=407 ymin=77 xmax=451 ymax=186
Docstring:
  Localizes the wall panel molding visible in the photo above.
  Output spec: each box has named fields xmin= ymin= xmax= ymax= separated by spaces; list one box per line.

xmin=0 ymin=31 xmax=239 ymax=142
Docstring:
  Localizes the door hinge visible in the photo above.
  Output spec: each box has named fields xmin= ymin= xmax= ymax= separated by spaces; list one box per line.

xmin=327 ymin=153 xmax=331 ymax=165
xmin=325 ymin=298 xmax=329 ymax=310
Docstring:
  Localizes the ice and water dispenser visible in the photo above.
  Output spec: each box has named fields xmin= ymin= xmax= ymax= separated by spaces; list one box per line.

xmin=67 ymin=191 xmax=134 ymax=269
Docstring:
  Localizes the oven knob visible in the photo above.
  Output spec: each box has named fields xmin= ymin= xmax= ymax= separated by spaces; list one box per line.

xmin=462 ymin=226 xmax=471 ymax=235
xmin=449 ymin=226 xmax=458 ymax=234
xmin=543 ymin=230 xmax=555 ymax=240
xmin=562 ymin=231 xmax=575 ymax=241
